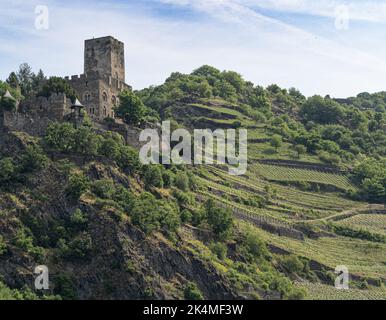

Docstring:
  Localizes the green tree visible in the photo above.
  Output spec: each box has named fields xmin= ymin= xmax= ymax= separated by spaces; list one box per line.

xmin=270 ymin=134 xmax=283 ymax=152
xmin=38 ymin=77 xmax=77 ymax=102
xmin=6 ymin=72 xmax=19 ymax=90
xmin=300 ymin=96 xmax=345 ymax=124
xmin=44 ymin=122 xmax=76 ymax=152
xmin=214 ymin=80 xmax=237 ymax=101
xmin=131 ymin=193 xmax=179 ymax=234
xmin=74 ymin=127 xmax=100 ymax=155
xmin=17 ymin=63 xmax=34 ymax=96
xmin=205 ymin=200 xmax=233 ymax=239
xmin=221 ymin=71 xmax=244 ymax=93
xmin=192 ymin=65 xmax=221 ymax=86
xmin=116 ymin=145 xmax=142 ymax=174
xmin=116 ymin=90 xmax=146 ymax=125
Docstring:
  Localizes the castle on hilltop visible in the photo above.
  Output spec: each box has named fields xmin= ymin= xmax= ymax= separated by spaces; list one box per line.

xmin=2 ymin=36 xmax=131 ymax=135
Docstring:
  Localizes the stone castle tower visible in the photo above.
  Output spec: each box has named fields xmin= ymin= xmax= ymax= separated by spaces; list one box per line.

xmin=2 ymin=36 xmax=131 ymax=136
xmin=85 ymin=36 xmax=125 ymax=82
xmin=66 ymin=36 xmax=131 ymax=121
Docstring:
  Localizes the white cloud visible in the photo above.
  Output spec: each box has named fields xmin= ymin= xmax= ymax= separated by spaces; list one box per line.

xmin=1 ymin=0 xmax=386 ymax=97
xmin=235 ymin=0 xmax=386 ymax=22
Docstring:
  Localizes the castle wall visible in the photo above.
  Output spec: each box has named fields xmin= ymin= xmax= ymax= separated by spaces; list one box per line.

xmin=2 ymin=112 xmax=53 ymax=136
xmin=18 ymin=92 xmax=72 ymax=120
xmin=2 ymin=93 xmax=72 ymax=135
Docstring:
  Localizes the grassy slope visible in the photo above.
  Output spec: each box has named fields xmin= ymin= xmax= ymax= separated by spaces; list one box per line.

xmin=169 ymin=98 xmax=386 ymax=298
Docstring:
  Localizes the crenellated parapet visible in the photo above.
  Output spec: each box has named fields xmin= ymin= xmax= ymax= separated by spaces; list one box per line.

xmin=17 ymin=92 xmax=72 ymax=119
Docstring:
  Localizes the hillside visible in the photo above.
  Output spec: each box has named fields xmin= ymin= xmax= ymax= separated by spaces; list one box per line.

xmin=1 ymin=65 xmax=386 ymax=300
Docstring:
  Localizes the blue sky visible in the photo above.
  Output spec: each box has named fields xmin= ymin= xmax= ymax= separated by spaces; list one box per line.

xmin=1 ymin=0 xmax=386 ymax=97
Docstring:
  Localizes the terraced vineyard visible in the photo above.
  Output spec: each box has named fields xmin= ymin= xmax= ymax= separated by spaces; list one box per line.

xmin=297 ymin=282 xmax=386 ymax=300
xmin=251 ymin=224 xmax=386 ymax=280
xmin=335 ymin=214 xmax=386 ymax=236
xmin=252 ymin=163 xmax=356 ymax=191
xmin=202 ymin=166 xmax=362 ymax=220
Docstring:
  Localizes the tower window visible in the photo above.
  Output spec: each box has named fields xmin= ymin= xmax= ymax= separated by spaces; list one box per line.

xmin=103 ymin=106 xmax=107 ymax=116
xmin=102 ymin=92 xmax=108 ymax=102
xmin=112 ymin=95 xmax=117 ymax=106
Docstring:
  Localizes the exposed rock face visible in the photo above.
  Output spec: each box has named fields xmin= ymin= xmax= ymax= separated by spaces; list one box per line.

xmin=0 ymin=131 xmax=239 ymax=300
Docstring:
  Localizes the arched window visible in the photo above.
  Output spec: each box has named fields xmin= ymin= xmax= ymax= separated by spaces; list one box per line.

xmin=112 ymin=95 xmax=117 ymax=106
xmin=103 ymin=106 xmax=107 ymax=116
xmin=84 ymin=92 xmax=91 ymax=102
xmin=102 ymin=92 xmax=108 ymax=102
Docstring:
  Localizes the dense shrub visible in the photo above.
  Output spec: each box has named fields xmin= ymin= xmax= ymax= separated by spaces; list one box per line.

xmin=91 ymin=179 xmax=115 ymax=199
xmin=131 ymin=193 xmax=180 ymax=235
xmin=184 ymin=282 xmax=204 ymax=300
xmin=20 ymin=145 xmax=48 ymax=173
xmin=175 ymin=173 xmax=189 ymax=191
xmin=209 ymin=242 xmax=227 ymax=260
xmin=279 ymin=255 xmax=305 ymax=274
xmin=204 ymin=200 xmax=233 ymax=239
xmin=0 ymin=157 xmax=16 ymax=184
xmin=143 ymin=165 xmax=164 ymax=189
xmin=66 ymin=172 xmax=90 ymax=200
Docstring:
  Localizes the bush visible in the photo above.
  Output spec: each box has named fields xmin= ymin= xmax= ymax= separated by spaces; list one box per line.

xmin=66 ymin=172 xmax=90 ymax=200
xmin=317 ymin=150 xmax=340 ymax=165
xmin=162 ymin=171 xmax=175 ymax=188
xmin=13 ymin=229 xmax=44 ymax=259
xmin=270 ymin=134 xmax=283 ymax=152
xmin=191 ymin=209 xmax=206 ymax=226
xmin=172 ymin=189 xmax=194 ymax=206
xmin=175 ymin=173 xmax=189 ymax=191
xmin=20 ymin=145 xmax=48 ymax=173
xmin=74 ymin=127 xmax=100 ymax=155
xmin=91 ymin=179 xmax=115 ymax=199
xmin=184 ymin=282 xmax=204 ymax=300
xmin=59 ymin=232 xmax=93 ymax=260
xmin=205 ymin=200 xmax=233 ymax=239
xmin=67 ymin=232 xmax=93 ymax=259
xmin=209 ymin=242 xmax=227 ymax=260
xmin=69 ymin=209 xmax=88 ymax=227
xmin=280 ymin=255 xmax=305 ymax=274
xmin=44 ymin=122 xmax=76 ymax=152
xmin=116 ymin=145 xmax=142 ymax=174
xmin=0 ymin=97 xmax=16 ymax=111
xmin=54 ymin=274 xmax=76 ymax=300
xmin=243 ymin=231 xmax=269 ymax=261
xmin=131 ymin=193 xmax=180 ymax=235
xmin=143 ymin=165 xmax=164 ymax=189
xmin=0 ymin=158 xmax=16 ymax=184
xmin=180 ymin=209 xmax=192 ymax=224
